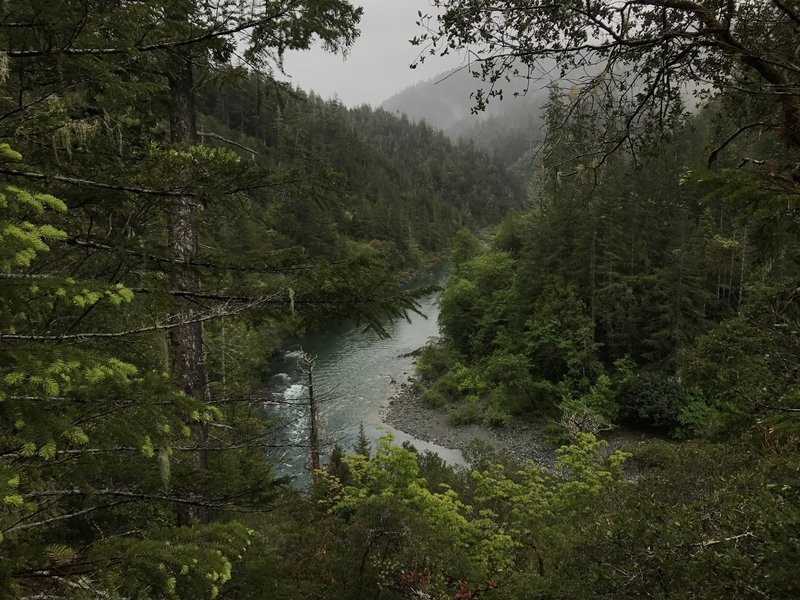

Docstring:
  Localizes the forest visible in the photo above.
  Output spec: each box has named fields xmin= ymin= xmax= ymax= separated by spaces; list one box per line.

xmin=1 ymin=1 xmax=799 ymax=599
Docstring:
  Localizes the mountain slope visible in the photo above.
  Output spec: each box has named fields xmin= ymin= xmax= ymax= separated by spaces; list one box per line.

xmin=381 ymin=67 xmax=549 ymax=168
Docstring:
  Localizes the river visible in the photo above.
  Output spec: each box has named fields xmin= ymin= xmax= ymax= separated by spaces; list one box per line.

xmin=266 ymin=264 xmax=464 ymax=480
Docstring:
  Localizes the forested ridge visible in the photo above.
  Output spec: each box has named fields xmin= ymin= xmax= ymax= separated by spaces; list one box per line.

xmin=382 ymin=67 xmax=550 ymax=172
xmin=1 ymin=1 xmax=799 ymax=600
xmin=197 ymin=79 xmax=520 ymax=257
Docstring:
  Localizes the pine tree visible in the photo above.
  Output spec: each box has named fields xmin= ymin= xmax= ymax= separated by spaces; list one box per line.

xmin=354 ymin=422 xmax=371 ymax=457
xmin=0 ymin=0 xmax=367 ymax=595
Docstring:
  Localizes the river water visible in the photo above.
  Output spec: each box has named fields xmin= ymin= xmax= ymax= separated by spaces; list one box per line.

xmin=267 ymin=264 xmax=463 ymax=479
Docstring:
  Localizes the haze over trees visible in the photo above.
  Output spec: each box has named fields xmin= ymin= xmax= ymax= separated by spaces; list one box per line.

xmin=414 ymin=0 xmax=800 ymax=154
xmin=1 ymin=1 xmax=799 ymax=599
xmin=382 ymin=67 xmax=552 ymax=178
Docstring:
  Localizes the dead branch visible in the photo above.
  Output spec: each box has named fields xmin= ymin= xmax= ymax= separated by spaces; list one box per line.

xmin=708 ymin=122 xmax=773 ymax=168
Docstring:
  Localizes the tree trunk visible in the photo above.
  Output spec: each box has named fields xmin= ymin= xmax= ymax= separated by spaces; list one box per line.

xmin=739 ymin=225 xmax=748 ymax=313
xmin=304 ymin=354 xmax=321 ymax=478
xmin=168 ymin=54 xmax=210 ymax=523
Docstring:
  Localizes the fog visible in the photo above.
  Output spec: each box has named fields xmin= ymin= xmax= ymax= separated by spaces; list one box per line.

xmin=282 ymin=0 xmax=463 ymax=107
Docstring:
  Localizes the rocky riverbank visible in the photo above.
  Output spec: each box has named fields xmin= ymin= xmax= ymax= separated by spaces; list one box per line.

xmin=381 ymin=377 xmax=642 ymax=469
xmin=381 ymin=379 xmax=560 ymax=467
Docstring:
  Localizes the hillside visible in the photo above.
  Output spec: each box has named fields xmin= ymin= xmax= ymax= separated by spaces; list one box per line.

xmin=196 ymin=77 xmax=522 ymax=264
xmin=381 ymin=66 xmax=549 ymax=169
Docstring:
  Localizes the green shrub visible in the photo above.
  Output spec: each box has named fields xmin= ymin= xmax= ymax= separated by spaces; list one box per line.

xmin=416 ymin=343 xmax=458 ymax=383
xmin=433 ymin=363 xmax=465 ymax=398
xmin=485 ymin=402 xmax=510 ymax=427
xmin=449 ymin=395 xmax=482 ymax=425
xmin=628 ymin=439 xmax=678 ymax=470
xmin=674 ymin=397 xmax=711 ymax=439
xmin=428 ymin=363 xmax=487 ymax=404
xmin=544 ymin=421 xmax=572 ymax=447
xmin=422 ymin=388 xmax=446 ymax=408
xmin=619 ymin=371 xmax=688 ymax=431
xmin=559 ymin=394 xmax=612 ymax=435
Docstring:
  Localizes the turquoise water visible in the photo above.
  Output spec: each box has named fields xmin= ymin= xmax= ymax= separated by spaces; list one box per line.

xmin=267 ymin=265 xmax=463 ymax=478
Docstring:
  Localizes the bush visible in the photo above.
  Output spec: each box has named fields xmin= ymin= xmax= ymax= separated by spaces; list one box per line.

xmin=427 ymin=364 xmax=465 ymax=400
xmin=422 ymin=388 xmax=446 ymax=408
xmin=675 ymin=397 xmax=711 ymax=439
xmin=627 ymin=438 xmax=678 ymax=470
xmin=544 ymin=421 xmax=572 ymax=447
xmin=677 ymin=317 xmax=778 ymax=435
xmin=416 ymin=343 xmax=459 ymax=383
xmin=486 ymin=385 xmax=515 ymax=423
xmin=559 ymin=394 xmax=612 ymax=436
xmin=618 ymin=371 xmax=688 ymax=432
xmin=449 ymin=395 xmax=482 ymax=425
xmin=427 ymin=363 xmax=487 ymax=404
xmin=485 ymin=402 xmax=510 ymax=427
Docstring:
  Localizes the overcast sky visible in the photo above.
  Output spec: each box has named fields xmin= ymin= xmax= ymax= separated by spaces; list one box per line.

xmin=281 ymin=0 xmax=463 ymax=107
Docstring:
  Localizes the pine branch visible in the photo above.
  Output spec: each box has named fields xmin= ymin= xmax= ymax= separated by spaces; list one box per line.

xmin=5 ymin=13 xmax=291 ymax=59
xmin=134 ymin=287 xmax=411 ymax=306
xmin=0 ymin=167 xmax=192 ymax=197
xmin=0 ymin=273 xmax=60 ymax=280
xmin=198 ymin=131 xmax=258 ymax=155
xmin=3 ymin=500 xmax=136 ymax=534
xmin=0 ymin=293 xmax=284 ymax=342
xmin=0 ymin=167 xmax=320 ymax=199
xmin=19 ymin=488 xmax=267 ymax=513
xmin=1 ymin=441 xmax=312 ymax=460
xmin=66 ymin=237 xmax=326 ymax=273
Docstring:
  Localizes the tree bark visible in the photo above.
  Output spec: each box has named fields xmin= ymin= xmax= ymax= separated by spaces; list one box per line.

xmin=168 ymin=53 xmax=210 ymax=522
xmin=304 ymin=354 xmax=322 ymax=478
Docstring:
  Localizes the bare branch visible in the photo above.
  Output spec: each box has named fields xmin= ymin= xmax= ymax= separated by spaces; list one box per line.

xmin=65 ymin=237 xmax=324 ymax=274
xmin=4 ymin=500 xmax=136 ymax=534
xmin=692 ymin=531 xmax=759 ymax=549
xmin=198 ymin=131 xmax=258 ymax=155
xmin=708 ymin=122 xmax=773 ymax=168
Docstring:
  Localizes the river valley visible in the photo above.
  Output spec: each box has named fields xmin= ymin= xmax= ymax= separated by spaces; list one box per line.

xmin=266 ymin=264 xmax=642 ymax=481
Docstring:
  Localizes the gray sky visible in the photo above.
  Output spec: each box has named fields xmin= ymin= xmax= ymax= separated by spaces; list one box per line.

xmin=282 ymin=0 xmax=462 ymax=107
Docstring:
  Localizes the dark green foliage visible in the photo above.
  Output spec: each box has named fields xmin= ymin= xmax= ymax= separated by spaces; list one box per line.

xmin=618 ymin=371 xmax=689 ymax=431
xmin=523 ymin=281 xmax=601 ymax=390
xmin=549 ymin=438 xmax=800 ymax=599
xmin=197 ymin=82 xmax=522 ymax=259
xmin=677 ymin=316 xmax=786 ymax=436
xmin=450 ymin=228 xmax=483 ymax=265
xmin=438 ymin=250 xmax=515 ymax=359
xmin=421 ymin=80 xmax=799 ymax=439
xmin=2 ymin=1 xmax=800 ymax=598
xmin=415 ymin=343 xmax=459 ymax=384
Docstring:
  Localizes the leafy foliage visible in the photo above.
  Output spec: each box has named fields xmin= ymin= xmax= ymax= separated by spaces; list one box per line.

xmin=618 ymin=371 xmax=690 ymax=432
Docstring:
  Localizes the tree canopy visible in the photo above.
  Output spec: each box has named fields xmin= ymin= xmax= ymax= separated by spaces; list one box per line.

xmin=414 ymin=0 xmax=800 ymax=161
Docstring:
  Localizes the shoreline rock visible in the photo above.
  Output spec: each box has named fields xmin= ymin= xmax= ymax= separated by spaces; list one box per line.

xmin=380 ymin=380 xmax=560 ymax=468
xmin=381 ymin=378 xmax=643 ymax=469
